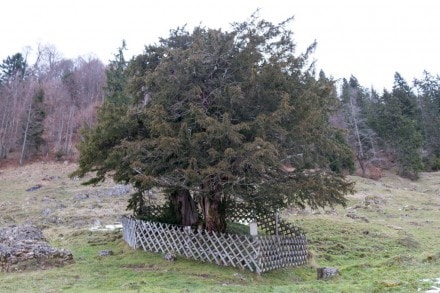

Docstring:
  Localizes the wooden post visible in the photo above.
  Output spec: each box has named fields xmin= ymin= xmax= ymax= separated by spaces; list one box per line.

xmin=250 ymin=221 xmax=258 ymax=236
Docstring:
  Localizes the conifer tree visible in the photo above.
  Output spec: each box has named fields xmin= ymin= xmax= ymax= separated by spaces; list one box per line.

xmin=414 ymin=71 xmax=440 ymax=170
xmin=0 ymin=53 xmax=27 ymax=83
xmin=105 ymin=40 xmax=130 ymax=106
xmin=73 ymin=14 xmax=354 ymax=232
xmin=0 ymin=53 xmax=30 ymax=159
xmin=19 ymin=88 xmax=46 ymax=165
xmin=369 ymin=73 xmax=423 ymax=178
xmin=73 ymin=43 xmax=136 ymax=184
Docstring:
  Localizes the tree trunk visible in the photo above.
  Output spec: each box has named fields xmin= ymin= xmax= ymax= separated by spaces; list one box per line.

xmin=20 ymin=101 xmax=33 ymax=165
xmin=56 ymin=118 xmax=64 ymax=151
xmin=200 ymin=193 xmax=226 ymax=233
xmin=349 ymin=91 xmax=366 ymax=177
xmin=169 ymin=188 xmax=198 ymax=226
xmin=64 ymin=106 xmax=75 ymax=154
xmin=357 ymin=154 xmax=366 ymax=177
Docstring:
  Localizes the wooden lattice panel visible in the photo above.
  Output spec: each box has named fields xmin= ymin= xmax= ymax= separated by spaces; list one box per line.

xmin=139 ymin=205 xmax=167 ymax=221
xmin=226 ymin=203 xmax=305 ymax=237
xmin=122 ymin=217 xmax=309 ymax=274
xmin=225 ymin=203 xmax=256 ymax=224
xmin=121 ymin=216 xmax=138 ymax=248
xmin=257 ymin=235 xmax=308 ymax=273
xmin=132 ymin=219 xmax=260 ymax=272
xmin=139 ymin=203 xmax=305 ymax=237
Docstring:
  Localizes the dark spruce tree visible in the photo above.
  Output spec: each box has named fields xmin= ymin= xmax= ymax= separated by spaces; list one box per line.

xmin=19 ymin=88 xmax=46 ymax=165
xmin=73 ymin=14 xmax=354 ymax=232
xmin=72 ymin=42 xmax=137 ymax=184
xmin=414 ymin=71 xmax=440 ymax=170
xmin=369 ymin=73 xmax=423 ymax=178
xmin=0 ymin=53 xmax=27 ymax=83
xmin=105 ymin=40 xmax=130 ymax=106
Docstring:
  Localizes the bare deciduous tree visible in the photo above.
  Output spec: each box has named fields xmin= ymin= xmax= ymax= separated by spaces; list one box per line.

xmin=0 ymin=46 xmax=106 ymax=163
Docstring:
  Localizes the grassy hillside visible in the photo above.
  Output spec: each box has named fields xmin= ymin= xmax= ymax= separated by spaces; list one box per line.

xmin=0 ymin=161 xmax=439 ymax=292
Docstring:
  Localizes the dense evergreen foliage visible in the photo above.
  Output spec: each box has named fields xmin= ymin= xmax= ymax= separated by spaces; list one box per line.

xmin=19 ymin=88 xmax=46 ymax=165
xmin=339 ymin=72 xmax=440 ymax=179
xmin=73 ymin=15 xmax=355 ymax=232
xmin=73 ymin=42 xmax=135 ymax=185
xmin=0 ymin=53 xmax=27 ymax=83
xmin=370 ymin=74 xmax=423 ymax=178
xmin=414 ymin=72 xmax=440 ymax=170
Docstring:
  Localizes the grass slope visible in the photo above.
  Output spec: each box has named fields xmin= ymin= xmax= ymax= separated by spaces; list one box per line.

xmin=0 ymin=162 xmax=439 ymax=292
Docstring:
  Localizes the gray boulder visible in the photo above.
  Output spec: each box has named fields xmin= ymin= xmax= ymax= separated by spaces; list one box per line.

xmin=0 ymin=225 xmax=74 ymax=272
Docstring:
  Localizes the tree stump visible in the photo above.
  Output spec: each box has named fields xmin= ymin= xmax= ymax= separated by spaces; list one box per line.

xmin=317 ymin=267 xmax=339 ymax=279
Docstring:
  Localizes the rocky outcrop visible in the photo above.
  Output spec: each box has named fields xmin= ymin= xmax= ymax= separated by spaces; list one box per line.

xmin=73 ymin=184 xmax=131 ymax=201
xmin=0 ymin=225 xmax=74 ymax=272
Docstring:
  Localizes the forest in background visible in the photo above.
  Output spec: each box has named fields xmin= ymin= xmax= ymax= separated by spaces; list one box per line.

xmin=1 ymin=42 xmax=439 ymax=180
xmin=338 ymin=72 xmax=440 ymax=179
xmin=0 ymin=45 xmax=106 ymax=164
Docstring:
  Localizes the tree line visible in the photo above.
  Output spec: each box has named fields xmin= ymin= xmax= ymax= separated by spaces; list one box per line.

xmin=0 ymin=45 xmax=106 ymax=164
xmin=2 ymin=34 xmax=436 ymax=179
xmin=339 ymin=72 xmax=440 ymax=179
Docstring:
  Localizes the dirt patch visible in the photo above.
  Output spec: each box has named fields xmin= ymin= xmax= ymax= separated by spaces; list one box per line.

xmin=397 ymin=235 xmax=420 ymax=249
xmin=384 ymin=255 xmax=418 ymax=267
xmin=122 ymin=263 xmax=161 ymax=272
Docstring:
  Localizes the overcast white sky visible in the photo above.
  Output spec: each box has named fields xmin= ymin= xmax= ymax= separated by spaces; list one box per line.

xmin=1 ymin=0 xmax=439 ymax=91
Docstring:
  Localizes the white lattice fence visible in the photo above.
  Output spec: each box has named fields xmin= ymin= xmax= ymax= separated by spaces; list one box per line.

xmin=122 ymin=216 xmax=138 ymax=248
xmin=121 ymin=216 xmax=308 ymax=274
xmin=128 ymin=218 xmax=260 ymax=271
xmin=226 ymin=203 xmax=305 ymax=237
xmin=258 ymin=235 xmax=308 ymax=273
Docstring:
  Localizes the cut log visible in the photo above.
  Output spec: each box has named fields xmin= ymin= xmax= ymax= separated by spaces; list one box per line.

xmin=317 ymin=267 xmax=339 ymax=279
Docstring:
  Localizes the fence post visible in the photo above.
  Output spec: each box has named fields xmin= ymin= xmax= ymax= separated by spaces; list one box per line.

xmin=183 ymin=226 xmax=192 ymax=257
xmin=255 ymin=235 xmax=261 ymax=275
xmin=275 ymin=209 xmax=279 ymax=243
xmin=250 ymin=221 xmax=258 ymax=236
xmin=133 ymin=218 xmax=139 ymax=249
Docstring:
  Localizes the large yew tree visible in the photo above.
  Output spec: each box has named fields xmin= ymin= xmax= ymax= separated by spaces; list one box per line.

xmin=73 ymin=14 xmax=354 ymax=232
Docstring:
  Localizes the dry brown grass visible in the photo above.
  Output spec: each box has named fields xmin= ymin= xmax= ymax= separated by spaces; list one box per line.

xmin=0 ymin=161 xmax=135 ymax=240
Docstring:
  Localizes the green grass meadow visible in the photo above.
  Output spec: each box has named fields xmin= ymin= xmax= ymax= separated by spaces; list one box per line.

xmin=0 ymin=162 xmax=439 ymax=292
